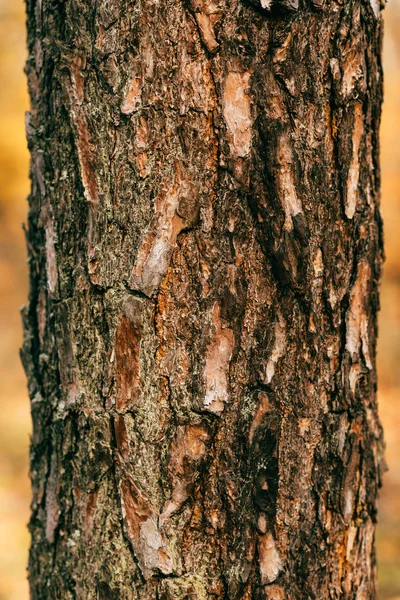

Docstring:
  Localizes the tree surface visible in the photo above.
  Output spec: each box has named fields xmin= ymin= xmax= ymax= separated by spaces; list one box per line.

xmin=22 ymin=0 xmax=386 ymax=597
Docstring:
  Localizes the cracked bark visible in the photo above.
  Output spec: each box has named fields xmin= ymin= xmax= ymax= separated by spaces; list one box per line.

xmin=23 ymin=0 xmax=385 ymax=597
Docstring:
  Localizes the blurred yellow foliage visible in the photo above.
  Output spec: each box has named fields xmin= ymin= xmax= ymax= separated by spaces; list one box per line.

xmin=0 ymin=1 xmax=30 ymax=599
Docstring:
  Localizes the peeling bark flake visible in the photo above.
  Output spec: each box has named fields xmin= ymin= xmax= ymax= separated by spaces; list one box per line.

xmin=114 ymin=314 xmax=142 ymax=412
xmin=346 ymin=103 xmax=364 ymax=220
xmin=276 ymin=134 xmax=303 ymax=231
xmin=161 ymin=423 xmax=210 ymax=520
xmin=45 ymin=217 xmax=57 ymax=294
xmin=203 ymin=304 xmax=234 ymax=415
xmin=258 ymin=532 xmax=283 ymax=584
xmin=265 ymin=315 xmax=287 ymax=384
xmin=369 ymin=0 xmax=380 ymax=18
xmin=129 ymin=170 xmax=187 ymax=296
xmin=45 ymin=453 xmax=60 ymax=543
xmin=120 ymin=478 xmax=174 ymax=578
xmin=195 ymin=12 xmax=219 ymax=53
xmin=346 ymin=260 xmax=372 ymax=370
xmin=223 ymin=72 xmax=252 ymax=158
xmin=121 ymin=76 xmax=142 ymax=115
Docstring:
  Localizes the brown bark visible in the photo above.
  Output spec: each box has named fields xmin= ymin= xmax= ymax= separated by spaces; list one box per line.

xmin=22 ymin=0 xmax=385 ymax=598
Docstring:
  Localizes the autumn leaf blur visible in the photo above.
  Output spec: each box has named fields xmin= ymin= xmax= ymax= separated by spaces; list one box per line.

xmin=0 ymin=0 xmax=399 ymax=598
xmin=375 ymin=3 xmax=400 ymax=598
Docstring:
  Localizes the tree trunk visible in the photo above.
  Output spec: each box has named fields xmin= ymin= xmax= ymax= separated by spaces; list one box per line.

xmin=22 ymin=0 xmax=385 ymax=597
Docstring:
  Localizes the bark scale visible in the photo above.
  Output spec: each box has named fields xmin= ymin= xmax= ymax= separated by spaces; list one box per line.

xmin=22 ymin=0 xmax=385 ymax=597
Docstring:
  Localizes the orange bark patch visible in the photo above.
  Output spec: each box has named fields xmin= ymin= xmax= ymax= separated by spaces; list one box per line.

xmin=257 ymin=532 xmax=283 ymax=585
xmin=69 ymin=54 xmax=85 ymax=105
xmin=120 ymin=478 xmax=152 ymax=540
xmin=223 ymin=71 xmax=252 ymax=158
xmin=195 ymin=12 xmax=219 ymax=53
xmin=265 ymin=315 xmax=287 ymax=384
xmin=263 ymin=584 xmax=285 ymax=600
xmin=346 ymin=103 xmax=364 ymax=219
xmin=203 ymin=304 xmax=234 ymax=415
xmin=136 ymin=152 xmax=148 ymax=179
xmin=115 ymin=316 xmax=142 ymax=412
xmin=136 ymin=115 xmax=149 ymax=149
xmin=120 ymin=478 xmax=174 ymax=577
xmin=161 ymin=423 xmax=210 ymax=520
xmin=189 ymin=0 xmax=221 ymax=54
xmin=346 ymin=259 xmax=372 ymax=390
xmin=249 ymin=392 xmax=271 ymax=444
xmin=121 ymin=76 xmax=142 ymax=115
xmin=65 ymin=54 xmax=99 ymax=208
xmin=114 ymin=415 xmax=129 ymax=458
xmin=129 ymin=166 xmax=188 ymax=296
xmin=183 ymin=424 xmax=210 ymax=458
xmin=75 ymin=112 xmax=99 ymax=206
xmin=276 ymin=133 xmax=303 ymax=232
xmin=135 ymin=116 xmax=150 ymax=179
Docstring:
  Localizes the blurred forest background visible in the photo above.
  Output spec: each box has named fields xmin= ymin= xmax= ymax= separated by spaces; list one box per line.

xmin=0 ymin=1 xmax=399 ymax=598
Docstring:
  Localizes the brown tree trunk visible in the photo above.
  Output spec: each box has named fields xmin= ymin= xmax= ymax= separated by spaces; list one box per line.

xmin=22 ymin=0 xmax=386 ymax=597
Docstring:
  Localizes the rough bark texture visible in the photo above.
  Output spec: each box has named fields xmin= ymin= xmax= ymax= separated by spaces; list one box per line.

xmin=22 ymin=0 xmax=386 ymax=598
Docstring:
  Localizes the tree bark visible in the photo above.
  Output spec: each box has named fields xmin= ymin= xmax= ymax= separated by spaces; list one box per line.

xmin=22 ymin=0 xmax=385 ymax=597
